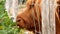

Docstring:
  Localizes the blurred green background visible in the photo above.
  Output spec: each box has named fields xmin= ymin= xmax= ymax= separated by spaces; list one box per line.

xmin=0 ymin=0 xmax=25 ymax=34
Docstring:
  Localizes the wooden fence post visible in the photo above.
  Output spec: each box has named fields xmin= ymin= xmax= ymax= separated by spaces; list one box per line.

xmin=12 ymin=0 xmax=18 ymax=22
xmin=41 ymin=0 xmax=56 ymax=34
xmin=5 ymin=0 xmax=18 ymax=22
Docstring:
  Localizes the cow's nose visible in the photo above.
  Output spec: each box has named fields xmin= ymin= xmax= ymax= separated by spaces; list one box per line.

xmin=17 ymin=19 xmax=21 ymax=22
xmin=17 ymin=23 xmax=20 ymax=26
xmin=16 ymin=18 xmax=21 ymax=22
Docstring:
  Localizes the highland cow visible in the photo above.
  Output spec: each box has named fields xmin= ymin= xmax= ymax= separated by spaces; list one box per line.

xmin=16 ymin=0 xmax=60 ymax=34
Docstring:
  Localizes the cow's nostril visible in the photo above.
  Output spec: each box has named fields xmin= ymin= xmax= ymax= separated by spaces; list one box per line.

xmin=16 ymin=19 xmax=21 ymax=22
xmin=17 ymin=24 xmax=20 ymax=26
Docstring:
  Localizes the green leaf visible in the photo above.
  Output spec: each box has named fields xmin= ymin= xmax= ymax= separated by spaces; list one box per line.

xmin=0 ymin=26 xmax=4 ymax=30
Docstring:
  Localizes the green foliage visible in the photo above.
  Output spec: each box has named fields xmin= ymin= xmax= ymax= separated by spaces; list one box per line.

xmin=0 ymin=0 xmax=25 ymax=34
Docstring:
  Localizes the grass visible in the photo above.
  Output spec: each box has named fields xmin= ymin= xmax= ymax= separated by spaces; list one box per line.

xmin=0 ymin=0 xmax=25 ymax=34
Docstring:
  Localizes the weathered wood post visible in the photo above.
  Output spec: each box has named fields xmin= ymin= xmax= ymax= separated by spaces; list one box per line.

xmin=12 ymin=0 xmax=18 ymax=22
xmin=5 ymin=0 xmax=18 ymax=22
xmin=41 ymin=0 xmax=56 ymax=34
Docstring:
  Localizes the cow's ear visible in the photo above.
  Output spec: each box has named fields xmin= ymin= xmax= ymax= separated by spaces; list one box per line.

xmin=26 ymin=0 xmax=32 ymax=7
xmin=26 ymin=0 xmax=35 ymax=7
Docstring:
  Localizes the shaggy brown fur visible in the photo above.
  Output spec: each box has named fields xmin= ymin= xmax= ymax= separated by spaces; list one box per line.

xmin=56 ymin=0 xmax=60 ymax=34
xmin=16 ymin=0 xmax=60 ymax=34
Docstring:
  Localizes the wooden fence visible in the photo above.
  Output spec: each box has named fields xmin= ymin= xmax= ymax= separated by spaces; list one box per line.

xmin=5 ymin=0 xmax=56 ymax=34
xmin=41 ymin=0 xmax=56 ymax=34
